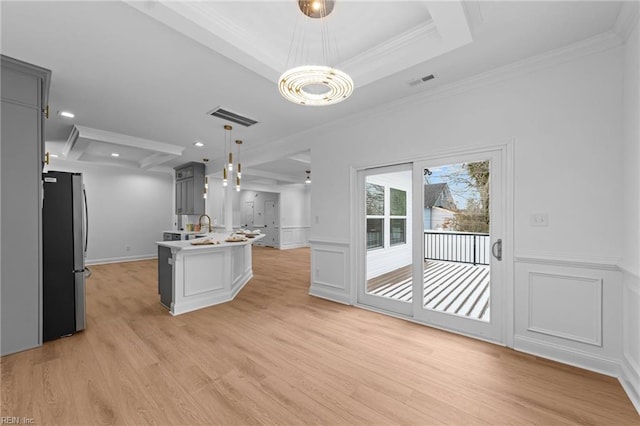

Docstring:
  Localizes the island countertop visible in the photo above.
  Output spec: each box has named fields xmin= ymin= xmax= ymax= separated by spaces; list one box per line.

xmin=156 ymin=232 xmax=264 ymax=315
xmin=157 ymin=232 xmax=264 ymax=251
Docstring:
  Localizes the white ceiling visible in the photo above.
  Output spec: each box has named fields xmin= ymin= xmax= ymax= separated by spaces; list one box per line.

xmin=0 ymin=1 xmax=625 ymax=185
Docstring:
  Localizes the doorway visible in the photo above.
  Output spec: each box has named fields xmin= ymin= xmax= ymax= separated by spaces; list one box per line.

xmin=264 ymin=199 xmax=278 ymax=247
xmin=356 ymin=147 xmax=506 ymax=343
xmin=242 ymin=201 xmax=254 ymax=229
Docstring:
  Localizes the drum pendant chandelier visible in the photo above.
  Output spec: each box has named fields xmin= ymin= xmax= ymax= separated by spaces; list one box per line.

xmin=278 ymin=0 xmax=354 ymax=106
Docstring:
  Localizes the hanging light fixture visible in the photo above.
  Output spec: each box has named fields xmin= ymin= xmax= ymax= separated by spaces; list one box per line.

xmin=235 ymin=139 xmax=243 ymax=191
xmin=235 ymin=140 xmax=243 ymax=179
xmin=305 ymin=170 xmax=311 ymax=184
xmin=226 ymin=126 xmax=234 ymax=172
xmin=278 ymin=0 xmax=353 ymax=106
xmin=221 ymin=124 xmax=232 ymax=187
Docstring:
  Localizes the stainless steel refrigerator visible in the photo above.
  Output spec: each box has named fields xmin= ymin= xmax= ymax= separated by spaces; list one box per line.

xmin=42 ymin=171 xmax=88 ymax=341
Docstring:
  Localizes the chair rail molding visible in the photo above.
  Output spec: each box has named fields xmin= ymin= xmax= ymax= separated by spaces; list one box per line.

xmin=514 ymin=250 xmax=621 ymax=271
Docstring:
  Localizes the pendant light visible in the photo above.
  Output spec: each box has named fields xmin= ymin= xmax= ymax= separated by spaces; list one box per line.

xmin=221 ymin=125 xmax=232 ymax=187
xmin=235 ymin=139 xmax=243 ymax=191
xmin=278 ymin=0 xmax=353 ymax=106
xmin=226 ymin=125 xmax=233 ymax=172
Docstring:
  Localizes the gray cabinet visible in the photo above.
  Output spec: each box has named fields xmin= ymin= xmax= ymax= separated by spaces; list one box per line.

xmin=1 ymin=55 xmax=51 ymax=355
xmin=174 ymin=162 xmax=205 ymax=215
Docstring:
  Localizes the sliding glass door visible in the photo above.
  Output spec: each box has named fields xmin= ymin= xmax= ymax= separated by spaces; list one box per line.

xmin=357 ymin=164 xmax=413 ymax=316
xmin=357 ymin=148 xmax=506 ymax=343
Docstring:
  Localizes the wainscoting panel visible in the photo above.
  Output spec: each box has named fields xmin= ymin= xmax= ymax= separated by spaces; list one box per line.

xmin=280 ymin=226 xmax=310 ymax=250
xmin=309 ymin=240 xmax=350 ymax=304
xmin=183 ymin=251 xmax=226 ymax=296
xmin=527 ymin=272 xmax=602 ymax=346
xmin=514 ymin=256 xmax=622 ymax=377
xmin=621 ymin=265 xmax=640 ymax=413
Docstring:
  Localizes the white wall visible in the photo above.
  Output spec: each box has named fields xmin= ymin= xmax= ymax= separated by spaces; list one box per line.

xmin=307 ymin=38 xmax=628 ymax=377
xmin=621 ymin=14 xmax=640 ymax=412
xmin=46 ymin=161 xmax=173 ymax=264
xmin=277 ymin=184 xmax=311 ymax=249
xmin=205 ymin=176 xmax=226 ymax=228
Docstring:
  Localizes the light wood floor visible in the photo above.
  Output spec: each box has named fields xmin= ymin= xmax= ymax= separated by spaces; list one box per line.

xmin=1 ymin=247 xmax=637 ymax=425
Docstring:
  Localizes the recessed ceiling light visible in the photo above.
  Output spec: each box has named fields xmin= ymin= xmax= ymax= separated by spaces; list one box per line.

xmin=59 ymin=111 xmax=75 ymax=118
xmin=111 ymin=153 xmax=120 ymax=157
xmin=193 ymin=141 xmax=205 ymax=147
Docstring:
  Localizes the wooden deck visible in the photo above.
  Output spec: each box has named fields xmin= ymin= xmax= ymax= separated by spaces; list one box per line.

xmin=367 ymin=261 xmax=491 ymax=321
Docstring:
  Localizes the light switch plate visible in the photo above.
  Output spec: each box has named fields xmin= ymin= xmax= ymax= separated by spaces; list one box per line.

xmin=530 ymin=213 xmax=548 ymax=227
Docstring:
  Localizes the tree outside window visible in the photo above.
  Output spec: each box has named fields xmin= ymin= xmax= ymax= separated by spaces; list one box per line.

xmin=366 ymin=183 xmax=384 ymax=250
xmin=390 ymin=188 xmax=406 ymax=246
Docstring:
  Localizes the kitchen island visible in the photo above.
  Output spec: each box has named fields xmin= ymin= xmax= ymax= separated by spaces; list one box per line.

xmin=156 ymin=233 xmax=264 ymax=315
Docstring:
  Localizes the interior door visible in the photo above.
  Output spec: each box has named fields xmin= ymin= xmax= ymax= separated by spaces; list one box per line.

xmin=412 ymin=148 xmax=504 ymax=342
xmin=242 ymin=201 xmax=254 ymax=228
xmin=264 ymin=200 xmax=277 ymax=247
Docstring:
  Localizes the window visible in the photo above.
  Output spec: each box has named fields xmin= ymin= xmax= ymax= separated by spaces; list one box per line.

xmin=390 ymin=188 xmax=406 ymax=246
xmin=366 ymin=183 xmax=384 ymax=250
xmin=390 ymin=188 xmax=406 ymax=216
xmin=390 ymin=218 xmax=406 ymax=245
xmin=367 ymin=219 xmax=384 ymax=250
xmin=366 ymin=183 xmax=407 ymax=249
xmin=366 ymin=183 xmax=384 ymax=215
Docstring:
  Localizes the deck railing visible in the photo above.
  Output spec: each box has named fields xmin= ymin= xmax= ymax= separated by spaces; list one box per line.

xmin=424 ymin=231 xmax=490 ymax=265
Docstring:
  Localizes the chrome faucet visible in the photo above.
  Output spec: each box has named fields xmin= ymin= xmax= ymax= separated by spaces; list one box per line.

xmin=198 ymin=214 xmax=212 ymax=233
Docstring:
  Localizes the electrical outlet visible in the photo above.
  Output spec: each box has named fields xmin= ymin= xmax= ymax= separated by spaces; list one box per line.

xmin=530 ymin=213 xmax=548 ymax=227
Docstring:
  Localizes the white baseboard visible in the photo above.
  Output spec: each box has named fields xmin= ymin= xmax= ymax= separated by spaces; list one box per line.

xmin=309 ymin=285 xmax=351 ymax=305
xmin=514 ymin=335 xmax=621 ymax=377
xmin=279 ymin=242 xmax=309 ymax=250
xmin=621 ymin=354 xmax=640 ymax=414
xmin=86 ymin=254 xmax=157 ymax=265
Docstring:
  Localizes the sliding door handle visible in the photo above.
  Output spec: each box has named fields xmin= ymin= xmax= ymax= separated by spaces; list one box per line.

xmin=492 ymin=239 xmax=502 ymax=261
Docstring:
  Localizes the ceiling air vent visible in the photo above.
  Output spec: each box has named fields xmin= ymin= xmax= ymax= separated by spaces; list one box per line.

xmin=207 ymin=107 xmax=258 ymax=127
xmin=408 ymin=74 xmax=435 ymax=87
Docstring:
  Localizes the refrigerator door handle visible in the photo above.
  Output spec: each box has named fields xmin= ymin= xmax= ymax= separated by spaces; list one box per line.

xmin=83 ymin=186 xmax=89 ymax=255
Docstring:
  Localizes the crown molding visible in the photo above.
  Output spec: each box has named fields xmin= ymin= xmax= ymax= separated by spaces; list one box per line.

xmin=326 ymin=30 xmax=624 ymax=133
xmin=614 ymin=1 xmax=639 ymax=42
xmin=240 ymin=29 xmax=624 ymax=163
xmin=338 ymin=20 xmax=439 ymax=75
xmin=62 ymin=125 xmax=184 ymax=170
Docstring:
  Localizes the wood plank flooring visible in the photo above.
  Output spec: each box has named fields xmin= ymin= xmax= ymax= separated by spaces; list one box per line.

xmin=1 ymin=247 xmax=638 ymax=425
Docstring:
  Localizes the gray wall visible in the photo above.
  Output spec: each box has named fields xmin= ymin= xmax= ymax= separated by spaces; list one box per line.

xmin=47 ymin=161 xmax=173 ymax=264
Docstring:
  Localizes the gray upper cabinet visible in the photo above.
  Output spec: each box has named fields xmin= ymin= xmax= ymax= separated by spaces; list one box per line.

xmin=174 ymin=162 xmax=205 ymax=215
xmin=1 ymin=55 xmax=51 ymax=356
